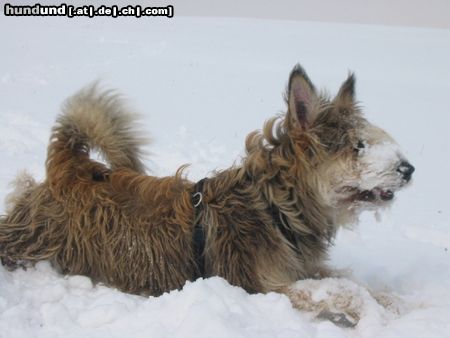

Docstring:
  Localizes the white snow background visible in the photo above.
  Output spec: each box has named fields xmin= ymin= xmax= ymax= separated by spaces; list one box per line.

xmin=1 ymin=15 xmax=450 ymax=338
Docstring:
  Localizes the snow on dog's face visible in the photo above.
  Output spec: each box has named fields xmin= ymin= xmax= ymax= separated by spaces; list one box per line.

xmin=286 ymin=65 xmax=414 ymax=221
xmin=324 ymin=121 xmax=414 ymax=211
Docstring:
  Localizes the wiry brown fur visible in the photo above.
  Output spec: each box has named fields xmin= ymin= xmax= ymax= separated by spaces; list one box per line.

xmin=0 ymin=66 xmax=412 ymax=325
xmin=0 ymin=86 xmax=198 ymax=295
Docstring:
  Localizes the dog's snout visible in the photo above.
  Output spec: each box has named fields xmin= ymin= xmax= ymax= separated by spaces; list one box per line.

xmin=397 ymin=161 xmax=415 ymax=181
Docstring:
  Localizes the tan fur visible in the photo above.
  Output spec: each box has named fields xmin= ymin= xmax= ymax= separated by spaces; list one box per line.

xmin=0 ymin=65 xmax=413 ymax=325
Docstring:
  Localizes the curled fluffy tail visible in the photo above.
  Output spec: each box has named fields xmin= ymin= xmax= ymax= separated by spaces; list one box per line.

xmin=46 ymin=84 xmax=148 ymax=177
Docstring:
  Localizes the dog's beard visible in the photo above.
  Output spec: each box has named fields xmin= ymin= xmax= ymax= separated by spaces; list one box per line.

xmin=328 ymin=174 xmax=413 ymax=227
xmin=325 ymin=166 xmax=413 ymax=226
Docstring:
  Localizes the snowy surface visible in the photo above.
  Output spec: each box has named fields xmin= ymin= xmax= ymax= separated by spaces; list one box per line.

xmin=1 ymin=16 xmax=450 ymax=337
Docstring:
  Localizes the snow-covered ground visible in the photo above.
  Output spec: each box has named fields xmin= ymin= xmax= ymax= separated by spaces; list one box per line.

xmin=1 ymin=15 xmax=450 ymax=338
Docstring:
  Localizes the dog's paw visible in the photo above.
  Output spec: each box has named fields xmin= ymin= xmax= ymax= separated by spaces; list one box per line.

xmin=1 ymin=256 xmax=16 ymax=270
xmin=287 ymin=278 xmax=395 ymax=328
xmin=317 ymin=309 xmax=357 ymax=328
xmin=1 ymin=256 xmax=24 ymax=271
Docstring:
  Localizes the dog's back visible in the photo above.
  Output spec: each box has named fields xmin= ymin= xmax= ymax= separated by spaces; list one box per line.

xmin=0 ymin=86 xmax=199 ymax=295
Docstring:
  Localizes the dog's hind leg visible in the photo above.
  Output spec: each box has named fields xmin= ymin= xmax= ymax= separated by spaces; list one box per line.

xmin=0 ymin=214 xmax=63 ymax=270
xmin=0 ymin=174 xmax=63 ymax=270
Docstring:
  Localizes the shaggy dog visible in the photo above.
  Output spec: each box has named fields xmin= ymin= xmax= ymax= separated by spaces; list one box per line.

xmin=0 ymin=65 xmax=414 ymax=326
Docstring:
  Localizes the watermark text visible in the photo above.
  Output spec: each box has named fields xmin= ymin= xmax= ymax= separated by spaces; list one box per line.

xmin=3 ymin=3 xmax=174 ymax=18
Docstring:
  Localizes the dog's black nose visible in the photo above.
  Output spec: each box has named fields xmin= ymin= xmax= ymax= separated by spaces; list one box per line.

xmin=397 ymin=161 xmax=415 ymax=181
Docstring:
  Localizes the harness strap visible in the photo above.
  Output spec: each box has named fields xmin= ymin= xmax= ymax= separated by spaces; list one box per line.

xmin=269 ymin=204 xmax=300 ymax=253
xmin=192 ymin=178 xmax=207 ymax=278
xmin=191 ymin=177 xmax=302 ymax=278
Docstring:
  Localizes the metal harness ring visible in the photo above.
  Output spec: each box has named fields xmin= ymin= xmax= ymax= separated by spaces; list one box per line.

xmin=192 ymin=192 xmax=203 ymax=208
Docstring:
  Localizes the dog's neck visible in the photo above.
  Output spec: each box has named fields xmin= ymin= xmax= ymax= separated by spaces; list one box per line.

xmin=231 ymin=151 xmax=337 ymax=243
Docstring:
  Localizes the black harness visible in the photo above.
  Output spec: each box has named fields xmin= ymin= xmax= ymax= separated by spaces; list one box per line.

xmin=191 ymin=178 xmax=300 ymax=278
xmin=191 ymin=178 xmax=208 ymax=277
xmin=269 ymin=204 xmax=299 ymax=251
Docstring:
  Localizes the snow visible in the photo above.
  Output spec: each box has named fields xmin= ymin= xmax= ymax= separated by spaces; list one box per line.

xmin=1 ymin=15 xmax=450 ymax=338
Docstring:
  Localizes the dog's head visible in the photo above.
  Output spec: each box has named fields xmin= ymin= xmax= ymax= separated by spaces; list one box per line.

xmin=284 ymin=64 xmax=414 ymax=220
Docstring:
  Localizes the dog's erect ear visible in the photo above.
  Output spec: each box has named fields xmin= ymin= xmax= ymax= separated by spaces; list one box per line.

xmin=336 ymin=73 xmax=356 ymax=104
xmin=287 ymin=64 xmax=317 ymax=130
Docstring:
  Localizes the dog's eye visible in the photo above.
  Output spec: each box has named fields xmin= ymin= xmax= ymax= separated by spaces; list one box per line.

xmin=353 ymin=140 xmax=365 ymax=154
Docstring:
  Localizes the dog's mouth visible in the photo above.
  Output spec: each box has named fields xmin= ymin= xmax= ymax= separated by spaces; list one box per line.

xmin=341 ymin=186 xmax=395 ymax=203
xmin=356 ymin=188 xmax=394 ymax=202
